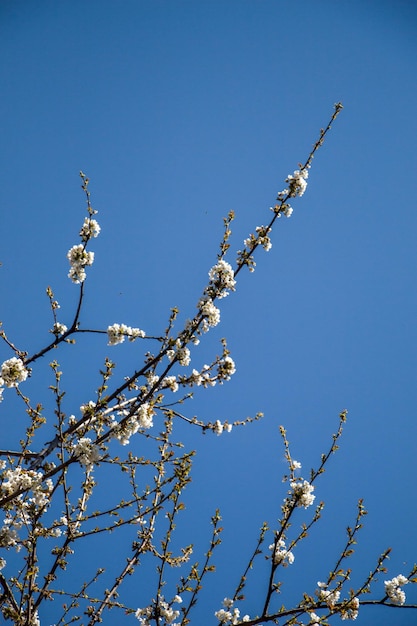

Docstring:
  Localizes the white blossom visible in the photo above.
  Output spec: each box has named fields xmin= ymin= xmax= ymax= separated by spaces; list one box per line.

xmin=114 ymin=402 xmax=155 ymax=445
xmin=0 ymin=523 xmax=19 ymax=549
xmin=162 ymin=376 xmax=179 ymax=393
xmin=283 ymin=205 xmax=293 ymax=218
xmin=316 ymin=581 xmax=340 ymax=608
xmin=51 ymin=322 xmax=68 ymax=335
xmin=208 ymin=259 xmax=236 ymax=298
xmin=217 ymin=356 xmax=236 ymax=381
xmin=1 ymin=357 xmax=28 ymax=388
xmin=214 ymin=420 xmax=224 ymax=435
xmin=199 ymin=297 xmax=221 ymax=331
xmin=286 ymin=168 xmax=309 ymax=197
xmin=67 ymin=244 xmax=94 ymax=283
xmin=135 ymin=596 xmax=180 ymax=625
xmin=107 ymin=323 xmax=145 ymax=345
xmin=384 ymin=575 xmax=408 ymax=605
xmin=79 ymin=217 xmax=101 ymax=240
xmin=340 ymin=597 xmax=360 ymax=620
xmin=72 ymin=437 xmax=101 ymax=471
xmin=269 ymin=538 xmax=295 ymax=566
xmin=167 ymin=340 xmax=191 ymax=366
xmin=290 ymin=479 xmax=315 ymax=508
xmin=214 ymin=599 xmax=249 ymax=625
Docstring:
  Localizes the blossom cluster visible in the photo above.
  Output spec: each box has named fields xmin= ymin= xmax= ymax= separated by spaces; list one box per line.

xmin=208 ymin=259 xmax=236 ymax=298
xmin=1 ymin=466 xmax=53 ymax=510
xmin=50 ymin=321 xmax=68 ymax=336
xmin=213 ymin=420 xmax=233 ymax=435
xmin=107 ymin=323 xmax=146 ymax=345
xmin=215 ymin=598 xmax=249 ymax=624
xmin=216 ymin=355 xmax=236 ymax=381
xmin=199 ymin=297 xmax=221 ymax=332
xmin=269 ymin=538 xmax=295 ymax=566
xmin=340 ymin=597 xmax=360 ymax=620
xmin=0 ymin=357 xmax=28 ymax=391
xmin=67 ymin=244 xmax=95 ymax=283
xmin=167 ymin=340 xmax=191 ymax=366
xmin=290 ymin=479 xmax=315 ymax=508
xmin=135 ymin=595 xmax=182 ymax=625
xmin=0 ymin=465 xmax=54 ymax=555
xmin=316 ymin=581 xmax=341 ymax=608
xmin=384 ymin=575 xmax=408 ymax=605
xmin=244 ymin=225 xmax=272 ymax=252
xmin=79 ymin=217 xmax=101 ymax=241
xmin=72 ymin=437 xmax=101 ymax=471
xmin=181 ymin=365 xmax=216 ymax=388
xmin=113 ymin=402 xmax=155 ymax=445
xmin=277 ymin=168 xmax=309 ymax=200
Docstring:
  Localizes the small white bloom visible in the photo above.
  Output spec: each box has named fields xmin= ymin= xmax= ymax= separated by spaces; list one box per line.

xmin=107 ymin=323 xmax=145 ymax=345
xmin=72 ymin=437 xmax=101 ymax=471
xmin=51 ymin=322 xmax=68 ymax=335
xmin=316 ymin=582 xmax=340 ymax=608
xmin=214 ymin=420 xmax=224 ymax=435
xmin=341 ymin=596 xmax=359 ymax=620
xmin=67 ymin=244 xmax=94 ymax=283
xmin=208 ymin=259 xmax=236 ymax=298
xmin=269 ymin=539 xmax=295 ymax=566
xmin=290 ymin=479 xmax=315 ymax=508
xmin=286 ymin=169 xmax=308 ymax=197
xmin=79 ymin=217 xmax=101 ymax=240
xmin=1 ymin=357 xmax=28 ymax=388
xmin=199 ymin=297 xmax=221 ymax=331
xmin=385 ymin=575 xmax=408 ymax=605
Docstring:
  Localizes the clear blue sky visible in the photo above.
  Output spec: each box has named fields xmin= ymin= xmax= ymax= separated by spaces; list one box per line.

xmin=1 ymin=1 xmax=416 ymax=624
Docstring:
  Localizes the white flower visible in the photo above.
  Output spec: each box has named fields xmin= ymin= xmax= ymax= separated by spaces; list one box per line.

xmin=72 ymin=437 xmax=101 ymax=471
xmin=384 ymin=575 xmax=408 ymax=605
xmin=79 ymin=217 xmax=101 ymax=240
xmin=340 ymin=597 xmax=359 ymax=620
xmin=114 ymin=402 xmax=155 ymax=445
xmin=214 ymin=420 xmax=224 ymax=435
xmin=163 ymin=376 xmax=178 ymax=393
xmin=316 ymin=582 xmax=340 ymax=608
xmin=67 ymin=244 xmax=94 ymax=283
xmin=167 ymin=340 xmax=191 ymax=366
xmin=255 ymin=225 xmax=272 ymax=251
xmin=269 ymin=538 xmax=295 ymax=566
xmin=199 ymin=297 xmax=221 ymax=331
xmin=290 ymin=479 xmax=315 ymax=508
xmin=286 ymin=168 xmax=309 ymax=197
xmin=51 ymin=322 xmax=68 ymax=335
xmin=0 ymin=557 xmax=6 ymax=570
xmin=1 ymin=357 xmax=28 ymax=388
xmin=107 ymin=323 xmax=145 ymax=345
xmin=208 ymin=259 xmax=236 ymax=298
xmin=308 ymin=612 xmax=321 ymax=624
xmin=215 ymin=609 xmax=232 ymax=623
xmin=283 ymin=205 xmax=293 ymax=218
xmin=217 ymin=356 xmax=236 ymax=381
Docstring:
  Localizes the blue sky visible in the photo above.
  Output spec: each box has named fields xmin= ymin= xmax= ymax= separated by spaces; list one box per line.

xmin=1 ymin=1 xmax=417 ymax=624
